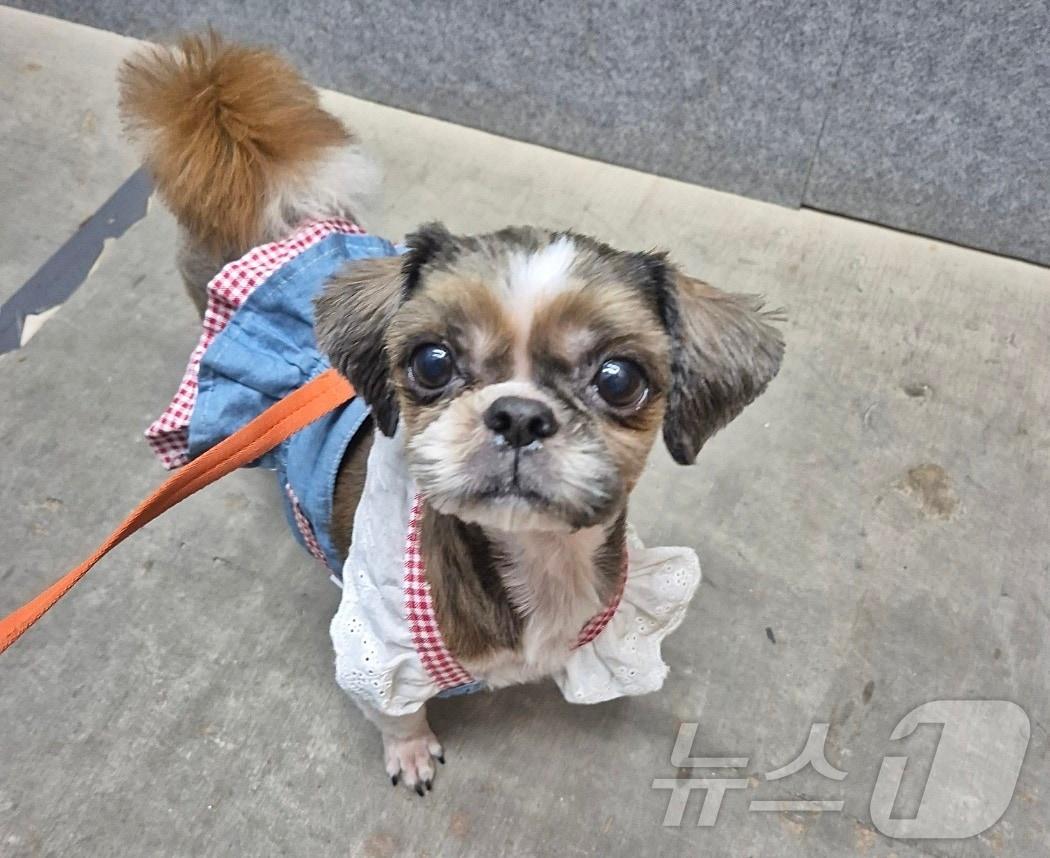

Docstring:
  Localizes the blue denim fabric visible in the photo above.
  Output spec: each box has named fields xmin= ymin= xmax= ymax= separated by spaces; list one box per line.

xmin=187 ymin=232 xmax=400 ymax=576
xmin=436 ymin=680 xmax=488 ymax=698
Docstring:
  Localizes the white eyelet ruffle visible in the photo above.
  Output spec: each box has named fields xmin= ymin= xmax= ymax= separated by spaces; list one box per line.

xmin=330 ymin=432 xmax=701 ymax=715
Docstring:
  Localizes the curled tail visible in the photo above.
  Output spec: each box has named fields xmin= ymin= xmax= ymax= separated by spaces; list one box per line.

xmin=119 ymin=32 xmax=378 ymax=257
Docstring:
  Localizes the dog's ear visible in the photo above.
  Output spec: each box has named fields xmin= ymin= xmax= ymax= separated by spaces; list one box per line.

xmin=315 ymin=255 xmax=405 ymax=435
xmin=402 ymin=222 xmax=457 ymax=296
xmin=641 ymin=257 xmax=785 ymax=464
xmin=314 ymin=223 xmax=459 ymax=436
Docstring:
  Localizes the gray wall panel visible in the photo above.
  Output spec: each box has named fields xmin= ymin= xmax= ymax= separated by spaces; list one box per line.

xmin=7 ymin=1 xmax=1049 ymax=264
xmin=5 ymin=0 xmax=854 ymax=206
xmin=804 ymin=0 xmax=1050 ymax=265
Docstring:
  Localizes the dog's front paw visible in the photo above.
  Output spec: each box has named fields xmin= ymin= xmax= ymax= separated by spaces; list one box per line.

xmin=384 ymin=729 xmax=444 ymax=796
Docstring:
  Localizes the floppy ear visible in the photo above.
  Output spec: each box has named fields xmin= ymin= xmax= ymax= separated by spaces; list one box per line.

xmin=658 ymin=269 xmax=785 ymax=464
xmin=314 ymin=255 xmax=405 ymax=435
xmin=314 ymin=223 xmax=458 ymax=436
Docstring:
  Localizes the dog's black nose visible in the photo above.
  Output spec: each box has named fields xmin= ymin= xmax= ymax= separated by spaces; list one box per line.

xmin=483 ymin=396 xmax=558 ymax=448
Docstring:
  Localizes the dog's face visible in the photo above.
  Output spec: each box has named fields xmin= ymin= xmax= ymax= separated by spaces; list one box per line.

xmin=389 ymin=233 xmax=673 ymax=532
xmin=316 ymin=225 xmax=783 ymax=533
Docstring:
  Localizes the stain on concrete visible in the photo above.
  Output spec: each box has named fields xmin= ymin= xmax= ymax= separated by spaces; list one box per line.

xmin=862 ymin=680 xmax=875 ymax=703
xmin=223 ymin=493 xmax=249 ymax=511
xmin=853 ymin=821 xmax=877 ymax=852
xmin=448 ymin=812 xmax=471 ymax=839
xmin=362 ymin=832 xmax=398 ymax=858
xmin=898 ymin=464 xmax=960 ymax=519
xmin=902 ymin=381 xmax=933 ymax=398
xmin=765 ymin=626 xmax=777 ymax=644
xmin=778 ymin=812 xmax=808 ymax=836
xmin=980 ymin=824 xmax=1005 ymax=852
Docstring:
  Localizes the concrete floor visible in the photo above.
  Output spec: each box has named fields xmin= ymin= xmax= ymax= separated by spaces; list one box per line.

xmin=1 ymin=8 xmax=1047 ymax=857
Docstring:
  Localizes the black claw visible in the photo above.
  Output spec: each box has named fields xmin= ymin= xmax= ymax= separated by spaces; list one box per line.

xmin=391 ymin=775 xmax=399 ymax=786
xmin=415 ymin=783 xmax=425 ymax=797
xmin=425 ymin=779 xmax=433 ymax=791
xmin=437 ymin=754 xmax=446 ymax=765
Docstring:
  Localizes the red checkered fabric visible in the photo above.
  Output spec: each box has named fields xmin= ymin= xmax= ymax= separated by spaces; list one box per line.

xmin=145 ymin=218 xmax=364 ymax=469
xmin=404 ymin=495 xmax=475 ymax=689
xmin=403 ymin=493 xmax=629 ymax=688
xmin=285 ymin=482 xmax=330 ymax=570
xmin=574 ymin=548 xmax=628 ymax=648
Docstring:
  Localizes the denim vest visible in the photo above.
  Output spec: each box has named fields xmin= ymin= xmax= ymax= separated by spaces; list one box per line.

xmin=185 ymin=229 xmax=399 ymax=576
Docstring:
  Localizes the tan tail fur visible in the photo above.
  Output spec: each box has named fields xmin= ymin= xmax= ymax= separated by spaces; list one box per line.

xmin=119 ymin=32 xmax=377 ymax=258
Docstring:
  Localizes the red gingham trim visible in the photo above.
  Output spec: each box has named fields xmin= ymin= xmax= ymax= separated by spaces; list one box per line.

xmin=145 ymin=218 xmax=365 ymax=469
xmin=574 ymin=548 xmax=628 ymax=648
xmin=285 ymin=483 xmax=330 ymax=570
xmin=404 ymin=495 xmax=475 ymax=689
xmin=403 ymin=494 xmax=630 ymax=688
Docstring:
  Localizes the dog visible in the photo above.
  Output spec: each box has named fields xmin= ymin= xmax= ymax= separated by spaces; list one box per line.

xmin=120 ymin=33 xmax=784 ymax=795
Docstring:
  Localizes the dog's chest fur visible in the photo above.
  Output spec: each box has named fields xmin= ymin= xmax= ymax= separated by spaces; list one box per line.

xmin=423 ymin=511 xmax=625 ymax=687
xmin=470 ymin=527 xmax=607 ymax=685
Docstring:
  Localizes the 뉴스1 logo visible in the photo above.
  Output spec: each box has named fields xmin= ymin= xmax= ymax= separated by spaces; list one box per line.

xmin=652 ymin=699 xmax=1030 ymax=839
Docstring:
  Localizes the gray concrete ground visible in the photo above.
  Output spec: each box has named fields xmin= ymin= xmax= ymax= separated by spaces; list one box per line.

xmin=1 ymin=9 xmax=1047 ymax=857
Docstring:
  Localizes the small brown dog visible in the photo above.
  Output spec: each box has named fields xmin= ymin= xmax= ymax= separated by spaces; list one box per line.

xmin=121 ymin=33 xmax=783 ymax=794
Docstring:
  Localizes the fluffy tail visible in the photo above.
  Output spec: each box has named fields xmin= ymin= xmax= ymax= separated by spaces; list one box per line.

xmin=119 ymin=32 xmax=378 ymax=257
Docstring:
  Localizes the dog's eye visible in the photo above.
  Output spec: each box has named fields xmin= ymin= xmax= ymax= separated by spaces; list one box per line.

xmin=409 ymin=343 xmax=455 ymax=388
xmin=594 ymin=359 xmax=648 ymax=408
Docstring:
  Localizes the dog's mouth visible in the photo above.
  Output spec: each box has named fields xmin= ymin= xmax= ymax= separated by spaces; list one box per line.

xmin=435 ymin=490 xmax=578 ymax=533
xmin=408 ymin=424 xmax=623 ymax=532
xmin=434 ymin=465 xmax=614 ymax=533
xmin=473 ymin=454 xmax=556 ymax=507
xmin=473 ymin=481 xmax=555 ymax=510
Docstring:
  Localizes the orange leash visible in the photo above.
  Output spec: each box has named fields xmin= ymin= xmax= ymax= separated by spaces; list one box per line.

xmin=0 ymin=368 xmax=355 ymax=655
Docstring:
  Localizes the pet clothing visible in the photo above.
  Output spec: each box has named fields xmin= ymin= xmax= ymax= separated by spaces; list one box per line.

xmin=147 ymin=219 xmax=702 ymax=714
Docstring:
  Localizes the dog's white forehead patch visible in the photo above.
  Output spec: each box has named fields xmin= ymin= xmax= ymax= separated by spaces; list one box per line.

xmin=501 ymin=237 xmax=577 ymax=378
xmin=505 ymin=237 xmax=576 ymax=302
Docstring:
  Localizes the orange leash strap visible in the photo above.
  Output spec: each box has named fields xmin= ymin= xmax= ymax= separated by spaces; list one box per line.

xmin=0 ymin=368 xmax=355 ymax=655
